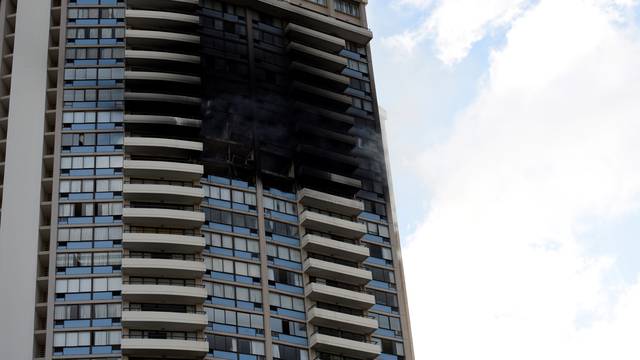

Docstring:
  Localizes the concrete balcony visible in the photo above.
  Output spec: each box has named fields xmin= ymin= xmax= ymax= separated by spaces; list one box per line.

xmin=123 ymin=232 xmax=205 ymax=253
xmin=122 ymin=257 xmax=206 ymax=278
xmin=125 ymin=50 xmax=200 ymax=66
xmin=122 ymin=207 xmax=204 ymax=229
xmin=126 ymin=9 xmax=199 ymax=30
xmin=300 ymin=210 xmax=366 ymax=239
xmin=285 ymin=23 xmax=346 ymax=53
xmin=124 ymin=137 xmax=203 ymax=157
xmin=121 ymin=338 xmax=208 ymax=358
xmin=296 ymin=122 xmax=357 ymax=147
xmin=293 ymin=101 xmax=355 ymax=126
xmin=310 ymin=333 xmax=381 ymax=359
xmin=292 ymin=81 xmax=352 ymax=108
xmin=124 ymin=92 xmax=201 ymax=106
xmin=124 ymin=160 xmax=203 ymax=181
xmin=305 ymin=282 xmax=375 ymax=310
xmin=127 ymin=0 xmax=199 ymax=11
xmin=124 ymin=114 xmax=201 ymax=128
xmin=288 ymin=41 xmax=347 ymax=72
xmin=298 ymin=166 xmax=362 ymax=191
xmin=298 ymin=144 xmax=359 ymax=168
xmin=308 ymin=307 xmax=378 ymax=334
xmin=251 ymin=0 xmax=372 ymax=43
xmin=123 ymin=183 xmax=203 ymax=205
xmin=122 ymin=310 xmax=207 ymax=331
xmin=122 ymin=283 xmax=207 ymax=304
xmin=125 ymin=29 xmax=199 ymax=47
xmin=290 ymin=61 xmax=350 ymax=92
xmin=298 ymin=188 xmax=363 ymax=216
xmin=304 ymin=258 xmax=372 ymax=286
xmin=302 ymin=234 xmax=369 ymax=262
xmin=125 ymin=71 xmax=201 ymax=85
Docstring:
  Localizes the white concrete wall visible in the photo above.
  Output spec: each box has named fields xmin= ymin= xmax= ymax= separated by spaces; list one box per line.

xmin=0 ymin=1 xmax=51 ymax=358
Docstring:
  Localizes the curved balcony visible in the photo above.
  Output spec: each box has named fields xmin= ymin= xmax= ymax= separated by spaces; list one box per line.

xmin=308 ymin=307 xmax=378 ymax=334
xmin=126 ymin=50 xmax=200 ymax=66
xmin=294 ymin=101 xmax=355 ymax=126
xmin=123 ymin=283 xmax=207 ymax=304
xmin=122 ymin=207 xmax=204 ymax=228
xmin=122 ymin=257 xmax=206 ymax=278
xmin=298 ymin=188 xmax=364 ymax=216
xmin=305 ymin=282 xmax=375 ymax=310
xmin=300 ymin=210 xmax=366 ymax=239
xmin=121 ymin=337 xmax=208 ymax=358
xmin=296 ymin=122 xmax=358 ymax=147
xmin=291 ymin=61 xmax=350 ymax=92
xmin=123 ymin=183 xmax=203 ymax=205
xmin=124 ymin=137 xmax=203 ymax=157
xmin=298 ymin=144 xmax=360 ymax=170
xmin=125 ymin=71 xmax=201 ymax=85
xmin=298 ymin=166 xmax=362 ymax=190
xmin=288 ymin=41 xmax=348 ymax=72
xmin=292 ymin=81 xmax=352 ymax=109
xmin=302 ymin=234 xmax=369 ymax=262
xmin=123 ymin=232 xmax=205 ymax=253
xmin=128 ymin=0 xmax=199 ymax=11
xmin=122 ymin=309 xmax=207 ymax=331
xmin=124 ymin=160 xmax=203 ymax=181
xmin=126 ymin=9 xmax=199 ymax=30
xmin=303 ymin=258 xmax=372 ymax=286
xmin=124 ymin=92 xmax=201 ymax=105
xmin=124 ymin=114 xmax=201 ymax=128
xmin=310 ymin=332 xmax=381 ymax=360
xmin=285 ymin=23 xmax=346 ymax=53
xmin=125 ymin=29 xmax=199 ymax=50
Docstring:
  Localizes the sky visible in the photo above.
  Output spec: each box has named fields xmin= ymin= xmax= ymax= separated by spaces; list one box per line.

xmin=367 ymin=0 xmax=640 ymax=358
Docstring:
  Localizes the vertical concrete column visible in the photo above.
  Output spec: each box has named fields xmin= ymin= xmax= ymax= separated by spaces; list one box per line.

xmin=255 ymin=178 xmax=274 ymax=360
xmin=327 ymin=0 xmax=337 ymax=17
xmin=0 ymin=1 xmax=52 ymax=359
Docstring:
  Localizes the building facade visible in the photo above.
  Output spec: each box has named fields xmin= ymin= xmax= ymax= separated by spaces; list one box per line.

xmin=0 ymin=1 xmax=414 ymax=360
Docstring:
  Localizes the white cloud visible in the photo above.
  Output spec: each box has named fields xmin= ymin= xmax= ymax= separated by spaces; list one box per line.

xmin=399 ymin=0 xmax=640 ymax=358
xmin=385 ymin=0 xmax=531 ymax=64
xmin=394 ymin=0 xmax=434 ymax=8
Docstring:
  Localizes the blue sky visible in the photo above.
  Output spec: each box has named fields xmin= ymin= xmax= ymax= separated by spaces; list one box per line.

xmin=366 ymin=0 xmax=640 ymax=358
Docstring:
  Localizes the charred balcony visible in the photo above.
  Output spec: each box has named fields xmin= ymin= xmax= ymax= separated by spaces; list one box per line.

xmin=287 ymin=42 xmax=347 ymax=73
xmin=297 ymin=166 xmax=362 ymax=197
xmin=296 ymin=122 xmax=358 ymax=148
xmin=291 ymin=81 xmax=352 ymax=112
xmin=285 ymin=23 xmax=346 ymax=54
xmin=124 ymin=95 xmax=201 ymax=119
xmin=290 ymin=61 xmax=350 ymax=92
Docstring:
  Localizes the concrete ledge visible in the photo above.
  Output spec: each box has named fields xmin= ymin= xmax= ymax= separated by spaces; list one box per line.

xmin=122 ymin=284 xmax=207 ymax=304
xmin=121 ymin=338 xmax=208 ymax=357
xmin=122 ymin=257 xmax=206 ymax=278
xmin=308 ymin=307 xmax=378 ymax=334
xmin=310 ymin=332 xmax=381 ymax=359
xmin=122 ymin=310 xmax=207 ymax=331
xmin=304 ymin=257 xmax=372 ymax=286
xmin=298 ymin=188 xmax=364 ymax=216
xmin=302 ymin=234 xmax=370 ymax=262
xmin=305 ymin=282 xmax=375 ymax=309
xmin=124 ymin=160 xmax=203 ymax=181
xmin=123 ymin=232 xmax=205 ymax=253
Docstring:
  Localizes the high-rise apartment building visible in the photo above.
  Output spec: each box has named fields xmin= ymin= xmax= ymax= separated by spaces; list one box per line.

xmin=0 ymin=1 xmax=414 ymax=359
